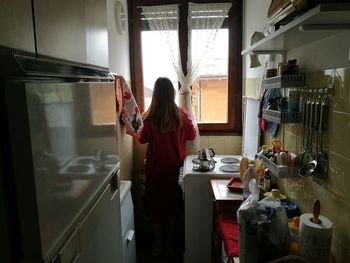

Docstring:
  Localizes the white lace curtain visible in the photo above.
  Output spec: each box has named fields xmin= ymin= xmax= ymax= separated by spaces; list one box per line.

xmin=142 ymin=3 xmax=232 ymax=150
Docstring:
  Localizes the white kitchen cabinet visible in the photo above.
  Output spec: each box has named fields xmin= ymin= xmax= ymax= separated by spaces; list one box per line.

xmin=120 ymin=181 xmax=136 ymax=263
xmin=76 ymin=182 xmax=123 ymax=263
xmin=0 ymin=0 xmax=36 ymax=54
xmin=181 ymin=155 xmax=242 ymax=263
xmin=34 ymin=0 xmax=109 ymax=68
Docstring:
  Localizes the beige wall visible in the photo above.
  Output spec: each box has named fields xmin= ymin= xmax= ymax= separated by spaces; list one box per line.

xmin=243 ymin=1 xmax=350 ymax=261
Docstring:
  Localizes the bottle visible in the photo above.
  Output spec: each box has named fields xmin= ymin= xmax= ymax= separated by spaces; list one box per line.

xmin=242 ymin=164 xmax=256 ymax=200
xmin=239 ymin=155 xmax=250 ymax=182
xmin=264 ymin=168 xmax=271 ymax=192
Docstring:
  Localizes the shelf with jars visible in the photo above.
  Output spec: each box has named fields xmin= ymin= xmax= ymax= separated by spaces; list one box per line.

xmin=262 ymin=67 xmax=305 ymax=124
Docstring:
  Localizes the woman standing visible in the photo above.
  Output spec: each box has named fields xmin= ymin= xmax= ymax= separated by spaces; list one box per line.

xmin=138 ymin=77 xmax=196 ymax=255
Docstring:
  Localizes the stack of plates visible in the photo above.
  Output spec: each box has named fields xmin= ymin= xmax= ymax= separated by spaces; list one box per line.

xmin=220 ymin=157 xmax=239 ymax=164
xmin=219 ymin=164 xmax=240 ymax=172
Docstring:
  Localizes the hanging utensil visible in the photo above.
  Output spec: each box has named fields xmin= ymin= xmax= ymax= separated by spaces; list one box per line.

xmin=314 ymin=95 xmax=329 ymax=184
xmin=299 ymin=96 xmax=312 ymax=165
xmin=313 ymin=96 xmax=322 ymax=159
xmin=299 ymin=94 xmax=319 ymax=177
xmin=297 ymin=91 xmax=310 ymax=169
xmin=301 ymin=93 xmax=308 ymax=150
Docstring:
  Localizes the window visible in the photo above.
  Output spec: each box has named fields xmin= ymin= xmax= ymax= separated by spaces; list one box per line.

xmin=129 ymin=0 xmax=242 ymax=134
xmin=141 ymin=30 xmax=179 ymax=109
xmin=192 ymin=28 xmax=229 ymax=123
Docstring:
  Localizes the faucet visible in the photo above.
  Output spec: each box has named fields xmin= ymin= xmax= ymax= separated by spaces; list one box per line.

xmin=96 ymin=149 xmax=106 ymax=161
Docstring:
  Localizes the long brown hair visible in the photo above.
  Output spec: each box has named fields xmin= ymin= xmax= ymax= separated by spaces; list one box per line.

xmin=147 ymin=77 xmax=182 ymax=132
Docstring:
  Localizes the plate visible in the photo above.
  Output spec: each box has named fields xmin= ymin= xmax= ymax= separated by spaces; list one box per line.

xmin=221 ymin=157 xmax=239 ymax=164
xmin=219 ymin=164 xmax=240 ymax=172
xmin=226 ymin=177 xmax=243 ymax=192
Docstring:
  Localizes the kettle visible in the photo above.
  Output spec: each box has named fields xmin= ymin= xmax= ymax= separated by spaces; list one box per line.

xmin=198 ymin=148 xmax=215 ymax=170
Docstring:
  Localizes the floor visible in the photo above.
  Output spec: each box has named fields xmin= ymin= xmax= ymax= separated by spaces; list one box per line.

xmin=135 ymin=232 xmax=184 ymax=263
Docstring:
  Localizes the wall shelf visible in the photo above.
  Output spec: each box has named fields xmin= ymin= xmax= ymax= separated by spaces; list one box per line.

xmin=241 ymin=3 xmax=350 ymax=55
xmin=263 ymin=109 xmax=300 ymax=124
xmin=262 ymin=74 xmax=305 ymax=89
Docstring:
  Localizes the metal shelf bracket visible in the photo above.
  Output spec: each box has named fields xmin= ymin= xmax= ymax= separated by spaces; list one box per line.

xmin=251 ymin=50 xmax=287 ymax=62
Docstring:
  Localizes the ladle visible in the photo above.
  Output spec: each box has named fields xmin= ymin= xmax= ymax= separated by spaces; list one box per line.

xmin=313 ymin=96 xmax=329 ymax=184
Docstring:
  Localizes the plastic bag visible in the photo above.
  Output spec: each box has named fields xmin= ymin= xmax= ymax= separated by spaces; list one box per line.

xmin=237 ymin=190 xmax=290 ymax=263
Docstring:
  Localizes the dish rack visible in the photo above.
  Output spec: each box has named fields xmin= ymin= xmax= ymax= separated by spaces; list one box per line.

xmin=260 ymin=154 xmax=289 ymax=178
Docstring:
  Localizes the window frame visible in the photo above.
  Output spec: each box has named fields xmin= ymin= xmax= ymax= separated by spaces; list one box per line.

xmin=128 ymin=0 xmax=242 ymax=135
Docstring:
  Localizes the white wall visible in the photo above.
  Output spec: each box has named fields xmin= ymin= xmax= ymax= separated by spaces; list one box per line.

xmin=106 ymin=0 xmax=133 ymax=182
xmin=107 ymin=0 xmax=131 ymax=79
xmin=289 ymin=31 xmax=350 ymax=70
xmin=243 ymin=0 xmax=270 ymax=79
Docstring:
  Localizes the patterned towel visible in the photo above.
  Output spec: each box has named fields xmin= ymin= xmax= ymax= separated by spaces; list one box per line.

xmin=116 ymin=75 xmax=143 ymax=139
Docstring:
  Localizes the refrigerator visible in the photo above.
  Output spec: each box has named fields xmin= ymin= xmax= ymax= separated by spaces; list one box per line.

xmin=0 ymin=54 xmax=122 ymax=263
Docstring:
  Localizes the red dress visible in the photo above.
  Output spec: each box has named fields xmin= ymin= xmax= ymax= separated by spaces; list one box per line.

xmin=139 ymin=108 xmax=196 ymax=223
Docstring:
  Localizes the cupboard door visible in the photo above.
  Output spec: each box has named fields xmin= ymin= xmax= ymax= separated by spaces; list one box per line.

xmin=0 ymin=0 xmax=35 ymax=53
xmin=85 ymin=0 xmax=109 ymax=68
xmin=34 ymin=0 xmax=87 ymax=64
xmin=34 ymin=0 xmax=108 ymax=68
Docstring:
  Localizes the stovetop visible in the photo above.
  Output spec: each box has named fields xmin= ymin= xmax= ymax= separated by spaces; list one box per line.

xmin=178 ymin=154 xmax=242 ymax=198
xmin=182 ymin=154 xmax=242 ymax=178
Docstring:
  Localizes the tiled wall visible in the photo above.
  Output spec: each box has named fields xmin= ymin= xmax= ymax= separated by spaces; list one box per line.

xmin=260 ymin=68 xmax=350 ymax=262
xmin=185 ymin=135 xmax=243 ymax=155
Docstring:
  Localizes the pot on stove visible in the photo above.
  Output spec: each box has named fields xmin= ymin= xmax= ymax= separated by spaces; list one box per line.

xmin=198 ymin=148 xmax=215 ymax=170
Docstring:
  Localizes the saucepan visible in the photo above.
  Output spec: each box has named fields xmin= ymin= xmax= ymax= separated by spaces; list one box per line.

xmin=197 ymin=148 xmax=216 ymax=170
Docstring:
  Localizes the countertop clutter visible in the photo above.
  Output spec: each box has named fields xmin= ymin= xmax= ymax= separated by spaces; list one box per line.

xmin=235 ymin=148 xmax=334 ymax=262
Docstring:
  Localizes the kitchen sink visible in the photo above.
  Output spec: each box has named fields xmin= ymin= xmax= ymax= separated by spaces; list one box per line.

xmin=74 ymin=156 xmax=98 ymax=165
xmin=65 ymin=164 xmax=94 ymax=173
xmin=59 ymin=154 xmax=119 ymax=177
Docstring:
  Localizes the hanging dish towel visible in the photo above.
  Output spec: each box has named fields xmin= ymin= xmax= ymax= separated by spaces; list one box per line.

xmin=116 ymin=75 xmax=143 ymax=140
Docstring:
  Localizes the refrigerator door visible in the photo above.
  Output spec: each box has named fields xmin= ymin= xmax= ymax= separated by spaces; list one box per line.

xmin=5 ymin=79 xmax=119 ymax=260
